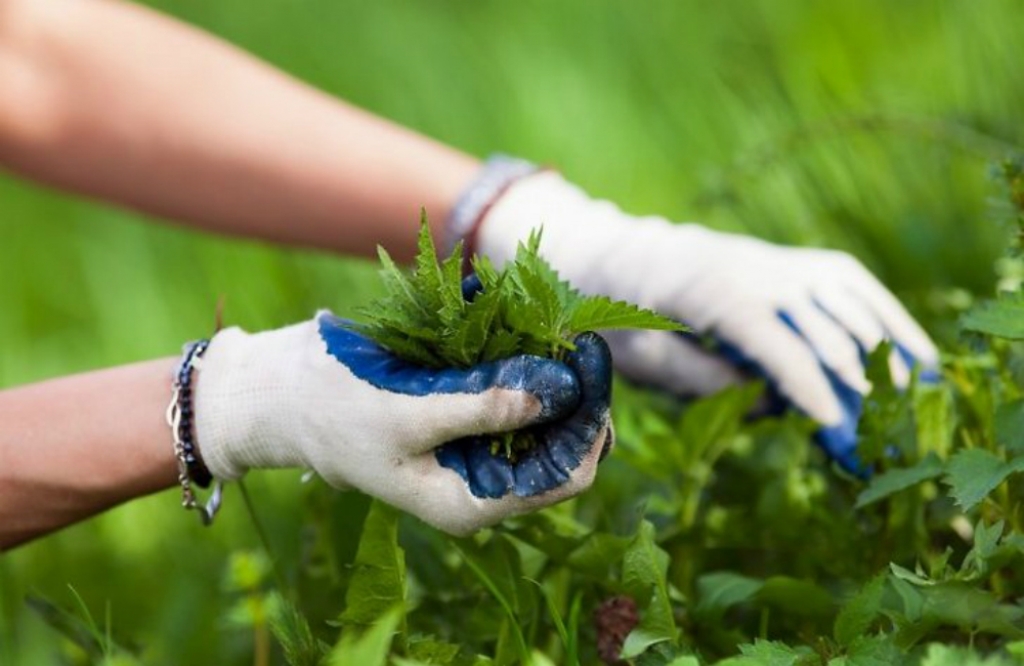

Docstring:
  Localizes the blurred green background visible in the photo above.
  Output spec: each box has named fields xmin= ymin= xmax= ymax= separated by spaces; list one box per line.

xmin=1 ymin=0 xmax=1021 ymax=663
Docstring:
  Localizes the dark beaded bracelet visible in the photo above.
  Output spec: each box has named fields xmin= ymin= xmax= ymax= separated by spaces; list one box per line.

xmin=167 ymin=338 xmax=222 ymax=525
xmin=175 ymin=339 xmax=213 ymax=487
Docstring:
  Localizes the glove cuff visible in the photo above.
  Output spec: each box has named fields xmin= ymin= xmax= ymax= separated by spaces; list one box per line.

xmin=193 ymin=322 xmax=314 ymax=480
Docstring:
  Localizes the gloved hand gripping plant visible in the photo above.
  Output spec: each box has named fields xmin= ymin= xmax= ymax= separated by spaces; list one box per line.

xmin=194 ymin=218 xmax=680 ymax=535
xmin=351 ymin=218 xmax=683 ymax=459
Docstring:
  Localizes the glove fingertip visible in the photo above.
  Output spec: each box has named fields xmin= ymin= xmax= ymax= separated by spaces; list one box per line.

xmin=815 ymin=424 xmax=871 ymax=480
xmin=894 ymin=342 xmax=941 ymax=384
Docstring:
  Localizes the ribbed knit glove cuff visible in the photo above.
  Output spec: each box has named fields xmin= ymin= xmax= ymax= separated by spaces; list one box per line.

xmin=193 ymin=323 xmax=314 ymax=481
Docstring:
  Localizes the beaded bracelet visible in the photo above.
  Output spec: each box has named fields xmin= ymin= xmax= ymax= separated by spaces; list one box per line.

xmin=443 ymin=154 xmax=541 ymax=273
xmin=166 ymin=339 xmax=223 ymax=526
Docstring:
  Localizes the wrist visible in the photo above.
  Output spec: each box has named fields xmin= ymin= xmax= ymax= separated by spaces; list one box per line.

xmin=476 ymin=170 xmax=680 ymax=294
xmin=444 ymin=155 xmax=543 ymax=270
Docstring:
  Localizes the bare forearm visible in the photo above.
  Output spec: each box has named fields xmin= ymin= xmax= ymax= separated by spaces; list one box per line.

xmin=0 ymin=359 xmax=179 ymax=550
xmin=0 ymin=0 xmax=479 ymax=260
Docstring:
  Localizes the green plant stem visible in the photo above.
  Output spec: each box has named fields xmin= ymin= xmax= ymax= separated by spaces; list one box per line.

xmin=238 ymin=480 xmax=290 ymax=597
xmin=451 ymin=542 xmax=531 ymax=663
xmin=254 ymin=612 xmax=270 ymax=666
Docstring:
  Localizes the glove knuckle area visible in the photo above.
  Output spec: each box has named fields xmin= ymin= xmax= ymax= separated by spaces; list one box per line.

xmin=488 ymin=355 xmax=580 ymax=422
xmin=785 ymin=304 xmax=870 ymax=394
xmin=718 ymin=315 xmax=844 ymax=426
xmin=380 ymin=388 xmax=543 ymax=452
xmin=424 ymin=427 xmax=608 ymax=536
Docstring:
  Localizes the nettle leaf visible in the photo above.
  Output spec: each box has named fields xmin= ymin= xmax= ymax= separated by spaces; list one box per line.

xmin=916 ymin=582 xmax=1024 ymax=639
xmin=942 ymin=449 xmax=1024 ymax=511
xmin=269 ymin=594 xmax=329 ymax=666
xmin=620 ymin=521 xmax=679 ymax=659
xmin=834 ymin=573 xmax=887 ymax=647
xmin=961 ymin=292 xmax=1024 ymax=340
xmin=340 ymin=500 xmax=407 ymax=633
xmin=838 ymin=635 xmax=907 ymax=666
xmin=738 ymin=639 xmax=818 ymax=666
xmin=356 ymin=218 xmax=683 ymax=370
xmin=959 ymin=520 xmax=1005 ymax=581
xmin=855 ymin=454 xmax=944 ymax=509
xmin=566 ymin=296 xmax=681 ymax=334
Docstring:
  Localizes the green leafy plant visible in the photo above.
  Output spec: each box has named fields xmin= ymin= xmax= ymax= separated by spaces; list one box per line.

xmin=352 ymin=214 xmax=683 ymax=457
xmin=352 ymin=214 xmax=683 ymax=369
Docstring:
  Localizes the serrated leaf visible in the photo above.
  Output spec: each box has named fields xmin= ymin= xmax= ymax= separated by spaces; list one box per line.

xmin=340 ymin=500 xmax=406 ymax=633
xmin=839 ymin=635 xmax=906 ymax=666
xmin=960 ymin=520 xmax=1005 ymax=580
xmin=481 ymin=329 xmax=524 ymax=363
xmin=855 ymin=454 xmax=944 ymax=508
xmin=269 ymin=594 xmax=328 ymax=666
xmin=440 ymin=285 xmax=504 ymax=366
xmin=834 ymin=573 xmax=886 ymax=646
xmin=620 ymin=521 xmax=679 ymax=659
xmin=566 ymin=296 xmax=683 ymax=334
xmin=961 ymin=292 xmax=1024 ymax=339
xmin=358 ymin=216 xmax=686 ymax=374
xmin=377 ymin=245 xmax=430 ymax=320
xmin=739 ymin=640 xmax=818 ymax=666
xmin=942 ymin=449 xmax=1024 ymax=511
xmin=917 ymin=581 xmax=1024 ymax=639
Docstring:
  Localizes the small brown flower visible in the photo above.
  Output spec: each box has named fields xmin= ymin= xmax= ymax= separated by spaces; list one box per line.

xmin=593 ymin=595 xmax=639 ymax=665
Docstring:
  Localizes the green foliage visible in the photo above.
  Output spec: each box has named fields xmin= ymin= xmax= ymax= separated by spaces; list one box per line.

xmin=9 ymin=3 xmax=1024 ymax=666
xmin=854 ymin=454 xmax=944 ymax=509
xmin=353 ymin=216 xmax=683 ymax=369
xmin=943 ymin=450 xmax=1024 ymax=512
xmin=269 ymin=595 xmax=329 ymax=666
xmin=620 ymin=522 xmax=679 ymax=658
xmin=961 ymin=293 xmax=1024 ymax=340
xmin=328 ymin=607 xmax=403 ymax=666
xmin=340 ymin=501 xmax=407 ymax=634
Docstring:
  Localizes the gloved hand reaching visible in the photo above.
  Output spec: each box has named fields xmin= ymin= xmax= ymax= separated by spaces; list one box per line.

xmin=194 ymin=312 xmax=613 ymax=535
xmin=469 ymin=167 xmax=938 ymax=474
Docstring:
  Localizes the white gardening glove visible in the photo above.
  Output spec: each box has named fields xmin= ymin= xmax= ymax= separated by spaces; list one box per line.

xmin=193 ymin=311 xmax=613 ymax=535
xmin=472 ymin=170 xmax=938 ymax=475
